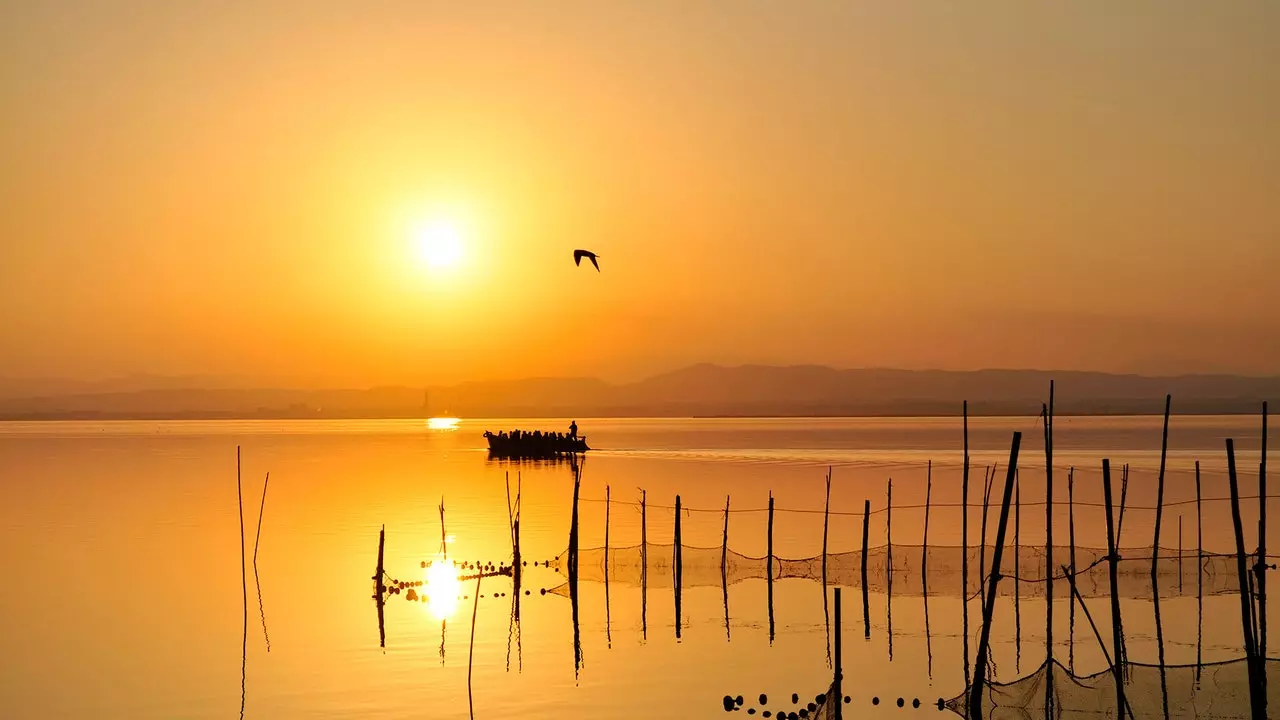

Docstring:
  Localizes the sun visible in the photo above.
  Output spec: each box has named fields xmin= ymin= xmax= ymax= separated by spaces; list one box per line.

xmin=413 ymin=220 xmax=464 ymax=269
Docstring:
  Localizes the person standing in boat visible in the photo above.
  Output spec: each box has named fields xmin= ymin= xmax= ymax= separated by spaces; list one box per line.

xmin=568 ymin=420 xmax=578 ymax=440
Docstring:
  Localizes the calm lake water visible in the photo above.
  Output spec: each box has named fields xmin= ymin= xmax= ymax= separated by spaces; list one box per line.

xmin=0 ymin=415 xmax=1273 ymax=718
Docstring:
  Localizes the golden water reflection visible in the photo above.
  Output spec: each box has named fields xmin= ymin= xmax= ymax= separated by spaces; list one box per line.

xmin=421 ymin=558 xmax=462 ymax=620
xmin=426 ymin=417 xmax=460 ymax=431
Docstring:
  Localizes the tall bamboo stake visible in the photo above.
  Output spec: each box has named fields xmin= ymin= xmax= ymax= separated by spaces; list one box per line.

xmin=923 ymin=460 xmax=932 ymax=588
xmin=1258 ymin=401 xmax=1268 ymax=700
xmin=1153 ymin=395 xmax=1172 ymax=578
xmin=641 ymin=489 xmax=647 ymax=642
xmin=1102 ymin=459 xmax=1126 ymax=718
xmin=1068 ymin=466 xmax=1076 ymax=674
xmin=1014 ymin=469 xmax=1021 ymax=672
xmin=723 ymin=494 xmax=730 ymax=641
xmin=1227 ymin=438 xmax=1266 ymax=720
xmin=823 ymin=466 xmax=832 ymax=584
xmin=862 ymin=498 xmax=871 ymax=640
xmin=674 ymin=494 xmax=682 ymax=640
xmin=887 ymin=477 xmax=894 ymax=660
xmin=834 ymin=587 xmax=843 ymax=720
xmin=1196 ymin=461 xmax=1203 ymax=680
xmin=1044 ymin=385 xmax=1055 ymax=720
xmin=969 ymin=432 xmax=1022 ymax=720
xmin=962 ymin=400 xmax=971 ymax=687
xmin=767 ymin=492 xmax=775 ymax=644
xmin=604 ymin=485 xmax=610 ymax=582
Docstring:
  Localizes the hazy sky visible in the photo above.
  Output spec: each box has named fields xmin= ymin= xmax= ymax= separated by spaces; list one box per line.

xmin=3 ymin=2 xmax=1278 ymax=386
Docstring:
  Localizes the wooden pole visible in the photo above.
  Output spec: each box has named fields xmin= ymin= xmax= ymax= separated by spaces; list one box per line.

xmin=861 ymin=498 xmax=871 ymax=639
xmin=604 ymin=485 xmax=610 ymax=582
xmin=467 ymin=571 xmax=482 ymax=720
xmin=1117 ymin=464 xmax=1130 ymax=547
xmin=923 ymin=460 xmax=932 ymax=590
xmin=968 ymin=432 xmax=1023 ymax=720
xmin=375 ymin=524 xmax=386 ymax=649
xmin=1227 ymin=438 xmax=1266 ymax=720
xmin=253 ymin=471 xmax=271 ymax=652
xmin=723 ymin=494 xmax=731 ymax=642
xmin=1101 ymin=460 xmax=1127 ymax=718
xmin=767 ymin=492 xmax=775 ymax=644
xmin=1153 ymin=395 xmax=1172 ymax=582
xmin=641 ymin=489 xmax=647 ymax=642
xmin=1068 ymin=465 xmax=1076 ymax=675
xmin=1258 ymin=401 xmax=1268 ymax=694
xmin=823 ymin=468 xmax=832 ymax=589
xmin=675 ymin=494 xmax=682 ymax=640
xmin=1045 ymin=385 xmax=1055 ymax=720
xmin=1152 ymin=396 xmax=1172 ymax=720
xmin=823 ymin=468 xmax=832 ymax=666
xmin=962 ymin=400 xmax=971 ymax=687
xmin=237 ymin=447 xmax=248 ymax=668
xmin=834 ymin=587 xmax=843 ymax=720
xmin=1014 ymin=468 xmax=1021 ymax=672
xmin=1179 ymin=515 xmax=1184 ymax=594
xmin=1196 ymin=461 xmax=1203 ymax=680
xmin=722 ymin=495 xmax=730 ymax=574
xmin=887 ymin=477 xmax=894 ymax=660
xmin=980 ymin=465 xmax=994 ymax=610
xmin=569 ymin=463 xmax=581 ymax=590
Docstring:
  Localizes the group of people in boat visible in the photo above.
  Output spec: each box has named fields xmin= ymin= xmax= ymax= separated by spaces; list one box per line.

xmin=487 ymin=421 xmax=578 ymax=444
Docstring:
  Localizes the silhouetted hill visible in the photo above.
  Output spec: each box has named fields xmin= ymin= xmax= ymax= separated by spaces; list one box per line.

xmin=0 ymin=365 xmax=1276 ymax=419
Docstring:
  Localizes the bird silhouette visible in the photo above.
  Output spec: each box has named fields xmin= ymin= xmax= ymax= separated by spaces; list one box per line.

xmin=573 ymin=249 xmax=600 ymax=272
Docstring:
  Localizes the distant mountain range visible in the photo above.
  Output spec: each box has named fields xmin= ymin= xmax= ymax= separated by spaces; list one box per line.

xmin=0 ymin=364 xmax=1276 ymax=420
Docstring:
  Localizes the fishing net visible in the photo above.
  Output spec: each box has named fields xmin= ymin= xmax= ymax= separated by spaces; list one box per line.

xmin=945 ymin=658 xmax=1279 ymax=719
xmin=551 ymin=543 xmax=1249 ymax=599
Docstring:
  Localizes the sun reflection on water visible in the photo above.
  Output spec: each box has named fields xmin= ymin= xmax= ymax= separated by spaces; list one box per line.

xmin=421 ymin=558 xmax=461 ymax=620
xmin=426 ymin=417 xmax=460 ymax=431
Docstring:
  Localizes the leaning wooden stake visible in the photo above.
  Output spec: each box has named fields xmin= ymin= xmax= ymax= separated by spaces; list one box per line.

xmin=861 ymin=499 xmax=871 ymax=639
xmin=962 ymin=401 xmax=971 ymax=686
xmin=1227 ymin=438 xmax=1266 ymax=720
xmin=968 ymin=432 xmax=1023 ymax=720
xmin=1102 ymin=459 xmax=1127 ymax=718
xmin=1065 ymin=566 xmax=1136 ymax=720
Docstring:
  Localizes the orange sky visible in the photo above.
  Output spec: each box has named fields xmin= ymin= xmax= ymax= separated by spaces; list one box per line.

xmin=2 ymin=3 xmax=1278 ymax=386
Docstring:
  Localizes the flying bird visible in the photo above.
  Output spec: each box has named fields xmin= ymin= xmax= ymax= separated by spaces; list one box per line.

xmin=573 ymin=249 xmax=600 ymax=272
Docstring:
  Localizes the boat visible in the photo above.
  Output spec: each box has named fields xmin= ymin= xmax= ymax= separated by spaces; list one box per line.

xmin=484 ymin=429 xmax=590 ymax=457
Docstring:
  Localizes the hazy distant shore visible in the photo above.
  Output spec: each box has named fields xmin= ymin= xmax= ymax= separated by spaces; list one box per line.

xmin=1 ymin=364 xmax=1275 ymax=421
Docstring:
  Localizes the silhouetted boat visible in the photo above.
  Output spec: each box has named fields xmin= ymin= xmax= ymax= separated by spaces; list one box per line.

xmin=484 ymin=430 xmax=590 ymax=457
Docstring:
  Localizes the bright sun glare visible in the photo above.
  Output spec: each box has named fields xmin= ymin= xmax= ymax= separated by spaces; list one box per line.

xmin=422 ymin=558 xmax=461 ymax=620
xmin=413 ymin=221 xmax=464 ymax=269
